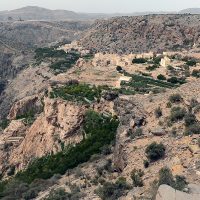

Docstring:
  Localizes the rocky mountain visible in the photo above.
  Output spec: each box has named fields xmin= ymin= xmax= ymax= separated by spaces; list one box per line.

xmin=80 ymin=14 xmax=200 ymax=54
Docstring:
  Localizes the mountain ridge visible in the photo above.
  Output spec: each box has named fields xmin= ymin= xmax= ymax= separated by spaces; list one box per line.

xmin=80 ymin=14 xmax=200 ymax=54
xmin=1 ymin=6 xmax=200 ymax=22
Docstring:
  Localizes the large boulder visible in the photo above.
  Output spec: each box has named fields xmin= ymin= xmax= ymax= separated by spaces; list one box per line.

xmin=156 ymin=184 xmax=200 ymax=200
xmin=151 ymin=127 xmax=166 ymax=136
xmin=188 ymin=184 xmax=200 ymax=194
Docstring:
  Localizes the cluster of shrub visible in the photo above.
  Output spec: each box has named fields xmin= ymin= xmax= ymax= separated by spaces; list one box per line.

xmin=146 ymin=65 xmax=159 ymax=71
xmin=45 ymin=183 xmax=85 ymax=200
xmin=95 ymin=177 xmax=131 ymax=200
xmin=132 ymin=56 xmax=161 ymax=65
xmin=132 ymin=58 xmax=148 ymax=64
xmin=192 ymin=69 xmax=200 ymax=78
xmin=50 ymin=81 xmax=126 ymax=104
xmin=34 ymin=47 xmax=67 ymax=61
xmin=168 ymin=94 xmax=200 ymax=135
xmin=158 ymin=167 xmax=187 ymax=191
xmin=167 ymin=76 xmax=186 ymax=85
xmin=15 ymin=109 xmax=37 ymax=125
xmin=186 ymin=60 xmax=197 ymax=67
xmin=157 ymin=73 xmax=186 ymax=85
xmin=94 ymin=137 xmax=188 ymax=200
xmin=126 ymin=128 xmax=143 ymax=139
xmin=0 ymin=119 xmax=10 ymax=130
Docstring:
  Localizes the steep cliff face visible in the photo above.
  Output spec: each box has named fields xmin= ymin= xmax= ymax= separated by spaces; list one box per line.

xmin=8 ymin=95 xmax=43 ymax=120
xmin=0 ymin=96 xmax=86 ymax=173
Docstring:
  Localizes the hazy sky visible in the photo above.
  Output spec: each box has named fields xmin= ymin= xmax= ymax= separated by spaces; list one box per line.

xmin=1 ymin=0 xmax=200 ymax=13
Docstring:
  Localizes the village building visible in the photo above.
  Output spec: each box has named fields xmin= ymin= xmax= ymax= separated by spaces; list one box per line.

xmin=160 ymin=56 xmax=171 ymax=67
xmin=116 ymin=74 xmax=132 ymax=88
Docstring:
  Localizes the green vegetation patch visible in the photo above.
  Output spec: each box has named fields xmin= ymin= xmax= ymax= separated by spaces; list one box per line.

xmin=157 ymin=74 xmax=166 ymax=80
xmin=132 ymin=58 xmax=147 ymax=64
xmin=167 ymin=77 xmax=186 ymax=85
xmin=146 ymin=64 xmax=159 ymax=71
xmin=82 ymin=54 xmax=94 ymax=61
xmin=121 ymin=73 xmax=177 ymax=94
xmin=95 ymin=177 xmax=131 ymax=200
xmin=35 ymin=47 xmax=67 ymax=61
xmin=153 ymin=57 xmax=162 ymax=65
xmin=169 ymin=94 xmax=182 ymax=103
xmin=192 ymin=69 xmax=200 ymax=78
xmin=16 ymin=110 xmax=36 ymax=125
xmin=34 ymin=47 xmax=81 ymax=74
xmin=169 ymin=107 xmax=187 ymax=122
xmin=145 ymin=142 xmax=165 ymax=162
xmin=185 ymin=123 xmax=200 ymax=135
xmin=50 ymin=83 xmax=103 ymax=104
xmin=186 ymin=60 xmax=197 ymax=66
xmin=126 ymin=73 xmax=176 ymax=88
xmin=0 ymin=119 xmax=10 ymax=130
xmin=158 ymin=167 xmax=187 ymax=191
xmin=131 ymin=169 xmax=144 ymax=187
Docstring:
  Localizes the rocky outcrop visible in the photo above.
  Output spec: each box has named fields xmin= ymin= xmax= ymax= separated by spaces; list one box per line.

xmin=8 ymin=95 xmax=43 ymax=120
xmin=113 ymin=126 xmax=127 ymax=172
xmin=3 ymin=120 xmax=26 ymax=137
xmin=113 ymin=97 xmax=146 ymax=171
xmin=6 ymin=97 xmax=86 ymax=170
xmin=151 ymin=127 xmax=166 ymax=136
xmin=156 ymin=184 xmax=200 ymax=200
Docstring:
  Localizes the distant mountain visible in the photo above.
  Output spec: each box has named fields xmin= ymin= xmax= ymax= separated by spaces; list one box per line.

xmin=0 ymin=6 xmax=91 ymax=21
xmin=2 ymin=6 xmax=200 ymax=22
xmin=179 ymin=8 xmax=200 ymax=14
xmin=0 ymin=6 xmax=175 ymax=22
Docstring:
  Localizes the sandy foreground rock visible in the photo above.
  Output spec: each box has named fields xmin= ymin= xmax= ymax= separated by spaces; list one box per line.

xmin=156 ymin=184 xmax=200 ymax=200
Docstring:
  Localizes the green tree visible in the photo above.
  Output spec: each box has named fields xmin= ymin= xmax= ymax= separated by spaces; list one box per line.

xmin=145 ymin=142 xmax=165 ymax=162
